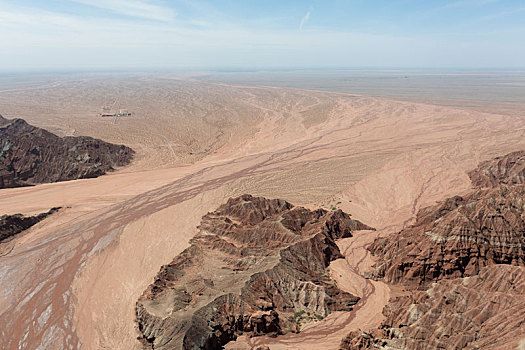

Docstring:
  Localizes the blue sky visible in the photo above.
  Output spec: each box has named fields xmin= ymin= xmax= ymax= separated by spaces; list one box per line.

xmin=0 ymin=0 xmax=524 ymax=71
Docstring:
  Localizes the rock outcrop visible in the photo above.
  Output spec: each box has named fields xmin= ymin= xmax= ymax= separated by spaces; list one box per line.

xmin=369 ymin=150 xmax=525 ymax=288
xmin=369 ymin=185 xmax=525 ymax=287
xmin=343 ymin=151 xmax=525 ymax=349
xmin=340 ymin=265 xmax=525 ymax=350
xmin=0 ymin=207 xmax=60 ymax=243
xmin=136 ymin=194 xmax=373 ymax=349
xmin=339 ymin=329 xmax=386 ymax=350
xmin=0 ymin=115 xmax=134 ymax=188
xmin=468 ymin=150 xmax=525 ymax=188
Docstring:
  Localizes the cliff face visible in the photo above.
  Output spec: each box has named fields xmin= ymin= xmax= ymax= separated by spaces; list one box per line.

xmin=340 ymin=265 xmax=525 ymax=350
xmin=340 ymin=151 xmax=525 ymax=349
xmin=0 ymin=207 xmax=60 ymax=243
xmin=369 ymin=185 xmax=525 ymax=287
xmin=381 ymin=265 xmax=525 ymax=350
xmin=136 ymin=194 xmax=373 ymax=349
xmin=369 ymin=150 xmax=525 ymax=288
xmin=0 ymin=115 xmax=134 ymax=188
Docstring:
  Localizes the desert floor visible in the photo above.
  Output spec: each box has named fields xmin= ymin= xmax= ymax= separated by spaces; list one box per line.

xmin=1 ymin=74 xmax=524 ymax=349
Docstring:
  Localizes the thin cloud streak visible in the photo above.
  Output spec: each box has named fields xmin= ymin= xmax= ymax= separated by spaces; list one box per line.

xmin=480 ymin=6 xmax=525 ymax=21
xmin=70 ymin=0 xmax=175 ymax=21
xmin=299 ymin=10 xmax=310 ymax=31
xmin=443 ymin=0 xmax=501 ymax=9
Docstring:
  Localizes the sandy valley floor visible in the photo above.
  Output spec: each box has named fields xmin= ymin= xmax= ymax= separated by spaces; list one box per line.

xmin=1 ymin=74 xmax=525 ymax=349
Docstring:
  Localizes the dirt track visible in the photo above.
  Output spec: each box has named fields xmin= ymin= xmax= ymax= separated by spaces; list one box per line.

xmin=1 ymin=77 xmax=525 ymax=349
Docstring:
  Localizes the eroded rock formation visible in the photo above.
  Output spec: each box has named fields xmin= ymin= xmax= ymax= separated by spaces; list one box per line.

xmin=468 ymin=150 xmax=525 ymax=188
xmin=0 ymin=207 xmax=60 ymax=243
xmin=340 ymin=151 xmax=525 ymax=349
xmin=369 ymin=150 xmax=525 ymax=288
xmin=340 ymin=265 xmax=525 ymax=350
xmin=369 ymin=185 xmax=525 ymax=287
xmin=0 ymin=115 xmax=134 ymax=188
xmin=136 ymin=194 xmax=373 ymax=349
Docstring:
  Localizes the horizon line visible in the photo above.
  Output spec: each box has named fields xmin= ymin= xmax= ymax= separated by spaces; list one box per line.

xmin=2 ymin=66 xmax=525 ymax=75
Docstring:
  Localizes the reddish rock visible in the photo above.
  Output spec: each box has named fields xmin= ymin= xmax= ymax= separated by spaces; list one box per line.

xmin=362 ymin=266 xmax=525 ymax=350
xmin=339 ymin=329 xmax=387 ymax=350
xmin=353 ymin=151 xmax=525 ymax=349
xmin=136 ymin=194 xmax=373 ymax=349
xmin=468 ymin=150 xmax=525 ymax=188
xmin=370 ymin=185 xmax=525 ymax=287
xmin=0 ymin=115 xmax=133 ymax=188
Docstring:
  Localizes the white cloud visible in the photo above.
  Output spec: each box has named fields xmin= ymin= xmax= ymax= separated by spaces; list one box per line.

xmin=70 ymin=0 xmax=175 ymax=21
xmin=299 ymin=10 xmax=310 ymax=31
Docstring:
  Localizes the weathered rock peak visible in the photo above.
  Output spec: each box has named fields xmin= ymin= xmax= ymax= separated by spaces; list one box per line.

xmin=136 ymin=194 xmax=373 ymax=349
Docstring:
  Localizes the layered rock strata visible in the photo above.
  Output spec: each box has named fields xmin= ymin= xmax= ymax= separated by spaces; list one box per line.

xmin=340 ymin=265 xmax=525 ymax=350
xmin=369 ymin=185 xmax=525 ymax=287
xmin=136 ymin=194 xmax=373 ymax=349
xmin=340 ymin=151 xmax=525 ymax=349
xmin=468 ymin=150 xmax=525 ymax=188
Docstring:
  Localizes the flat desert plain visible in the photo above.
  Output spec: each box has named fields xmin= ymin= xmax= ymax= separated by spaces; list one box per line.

xmin=0 ymin=73 xmax=525 ymax=349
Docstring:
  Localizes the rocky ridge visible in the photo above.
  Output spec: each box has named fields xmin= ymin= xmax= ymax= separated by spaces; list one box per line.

xmin=136 ymin=194 xmax=373 ymax=349
xmin=368 ymin=185 xmax=525 ymax=287
xmin=468 ymin=150 xmax=525 ymax=188
xmin=340 ymin=151 xmax=525 ymax=349
xmin=340 ymin=265 xmax=525 ymax=350
xmin=0 ymin=114 xmax=134 ymax=188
